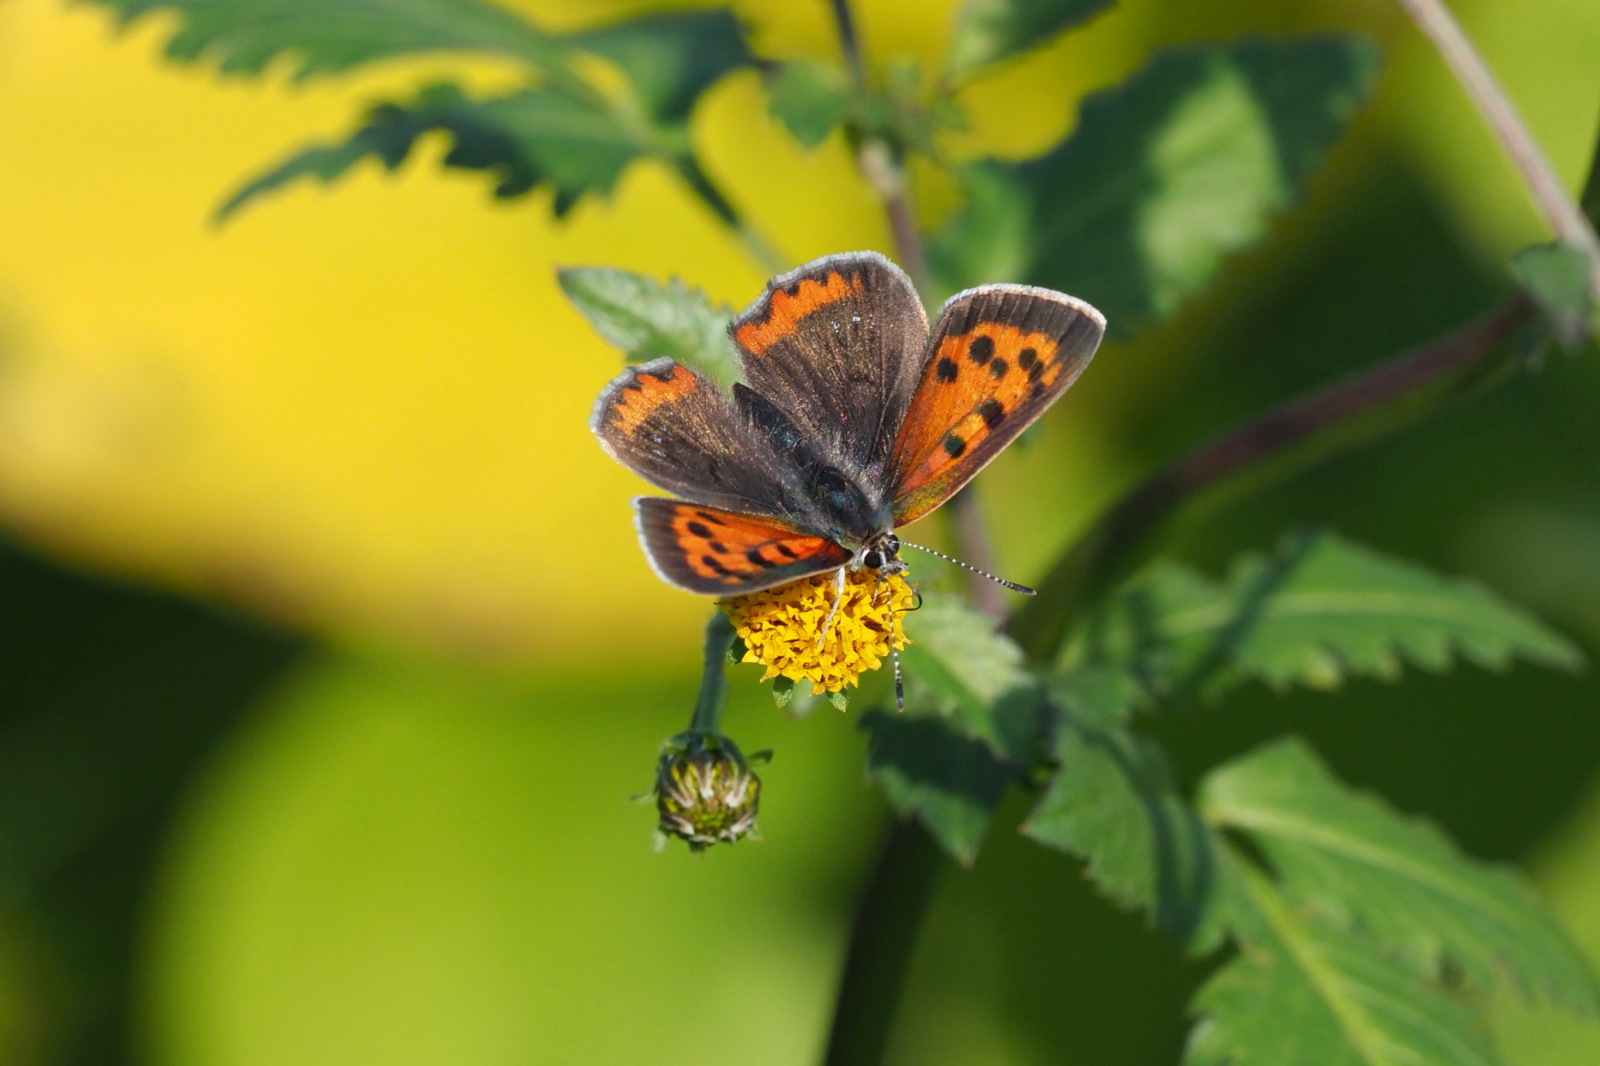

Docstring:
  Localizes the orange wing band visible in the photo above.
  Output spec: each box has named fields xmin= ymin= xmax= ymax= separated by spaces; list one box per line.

xmin=734 ymin=271 xmax=865 ymax=356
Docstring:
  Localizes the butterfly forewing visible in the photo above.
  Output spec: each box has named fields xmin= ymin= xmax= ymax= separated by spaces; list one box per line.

xmin=731 ymin=252 xmax=929 ymax=490
xmin=889 ymin=285 xmax=1105 ymax=526
xmin=592 ymin=358 xmax=813 ymax=523
xmin=635 ymin=498 xmax=853 ymax=595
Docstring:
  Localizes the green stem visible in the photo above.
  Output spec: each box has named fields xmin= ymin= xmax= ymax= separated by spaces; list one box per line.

xmin=821 ymin=820 xmax=946 ymax=1066
xmin=690 ymin=611 xmax=736 ymax=734
xmin=1395 ymin=0 xmax=1600 ymax=296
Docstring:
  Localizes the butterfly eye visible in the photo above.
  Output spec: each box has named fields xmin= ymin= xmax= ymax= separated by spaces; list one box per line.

xmin=886 ymin=534 xmax=900 ymax=553
xmin=863 ymin=549 xmax=884 ymax=570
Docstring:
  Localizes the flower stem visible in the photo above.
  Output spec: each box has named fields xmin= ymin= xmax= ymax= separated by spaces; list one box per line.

xmin=691 ymin=610 xmax=736 ymax=734
xmin=1395 ymin=0 xmax=1600 ymax=296
xmin=821 ymin=819 xmax=946 ymax=1066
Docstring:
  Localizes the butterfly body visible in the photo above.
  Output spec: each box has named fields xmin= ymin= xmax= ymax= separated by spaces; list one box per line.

xmin=592 ymin=252 xmax=1105 ymax=597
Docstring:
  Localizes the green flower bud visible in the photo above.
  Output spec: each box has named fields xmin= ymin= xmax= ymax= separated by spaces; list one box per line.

xmin=654 ymin=733 xmax=761 ymax=849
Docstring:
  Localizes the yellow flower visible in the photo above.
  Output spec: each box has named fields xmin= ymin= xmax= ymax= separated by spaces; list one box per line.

xmin=722 ymin=568 xmax=914 ymax=696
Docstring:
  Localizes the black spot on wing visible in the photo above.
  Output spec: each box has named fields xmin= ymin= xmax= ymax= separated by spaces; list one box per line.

xmin=746 ymin=548 xmax=777 ymax=569
xmin=944 ymin=434 xmax=967 ymax=458
xmin=936 ymin=357 xmax=959 ymax=383
xmin=968 ymin=336 xmax=994 ymax=365
xmin=687 ymin=521 xmax=713 ymax=539
xmin=979 ymin=399 xmax=1006 ymax=429
xmin=702 ymin=555 xmax=732 ymax=577
xmin=1018 ymin=348 xmax=1038 ymax=370
xmin=989 ymin=358 xmax=1009 ymax=380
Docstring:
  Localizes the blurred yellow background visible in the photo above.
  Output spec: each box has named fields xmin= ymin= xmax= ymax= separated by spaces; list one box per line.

xmin=1 ymin=0 xmax=1599 ymax=1063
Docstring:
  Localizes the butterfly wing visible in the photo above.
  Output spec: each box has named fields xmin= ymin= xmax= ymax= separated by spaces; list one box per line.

xmin=730 ymin=252 xmax=929 ymax=491
xmin=591 ymin=357 xmax=815 ymax=524
xmin=889 ymin=285 xmax=1105 ymax=526
xmin=635 ymin=498 xmax=852 ymax=594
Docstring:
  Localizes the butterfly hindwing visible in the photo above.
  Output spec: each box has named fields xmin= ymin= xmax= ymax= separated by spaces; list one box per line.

xmin=635 ymin=498 xmax=852 ymax=595
xmin=890 ymin=285 xmax=1105 ymax=526
xmin=731 ymin=252 xmax=929 ymax=490
xmin=591 ymin=357 xmax=813 ymax=523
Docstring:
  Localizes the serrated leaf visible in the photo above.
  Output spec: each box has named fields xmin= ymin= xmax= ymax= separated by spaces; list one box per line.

xmin=557 ymin=267 xmax=738 ymax=385
xmin=899 ymin=593 xmax=1044 ymax=761
xmin=1065 ymin=528 xmax=1584 ymax=700
xmin=1187 ymin=862 xmax=1502 ymax=1066
xmin=766 ymin=58 xmax=854 ymax=148
xmin=572 ymin=10 xmax=752 ymax=126
xmin=1023 ymin=713 xmax=1225 ymax=949
xmin=930 ymin=36 xmax=1380 ymax=336
xmin=88 ymin=0 xmax=568 ymax=80
xmin=1512 ymin=242 xmax=1597 ymax=352
xmin=219 ymin=83 xmax=639 ymax=221
xmin=860 ymin=709 xmax=1014 ymax=865
xmin=1201 ymin=738 xmax=1600 ymax=1013
xmin=945 ymin=0 xmax=1115 ymax=80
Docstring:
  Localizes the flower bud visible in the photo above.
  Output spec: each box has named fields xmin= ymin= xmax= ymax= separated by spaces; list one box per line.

xmin=654 ymin=733 xmax=761 ymax=849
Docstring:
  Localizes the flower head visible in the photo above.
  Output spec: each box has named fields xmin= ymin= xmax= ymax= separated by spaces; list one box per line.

xmin=655 ymin=732 xmax=761 ymax=849
xmin=722 ymin=568 xmax=914 ymax=697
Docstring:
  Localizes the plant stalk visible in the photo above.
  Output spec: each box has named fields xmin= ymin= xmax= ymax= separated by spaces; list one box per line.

xmin=1395 ymin=0 xmax=1600 ymax=296
xmin=690 ymin=610 xmax=736 ymax=734
xmin=821 ymin=819 xmax=946 ymax=1066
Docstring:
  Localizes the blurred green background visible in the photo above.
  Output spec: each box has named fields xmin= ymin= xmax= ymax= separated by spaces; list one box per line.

xmin=0 ymin=0 xmax=1597 ymax=1062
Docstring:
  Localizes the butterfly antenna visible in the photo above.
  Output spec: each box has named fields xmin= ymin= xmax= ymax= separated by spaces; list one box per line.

xmin=897 ymin=541 xmax=1036 ymax=595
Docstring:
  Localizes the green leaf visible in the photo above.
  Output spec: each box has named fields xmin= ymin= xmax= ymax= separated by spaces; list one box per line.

xmin=1023 ymin=712 xmax=1225 ymax=949
xmin=1202 ymin=738 xmax=1600 ymax=1013
xmin=930 ymin=36 xmax=1381 ymax=336
xmin=88 ymin=0 xmax=568 ymax=80
xmin=899 ymin=593 xmax=1043 ymax=761
xmin=860 ymin=709 xmax=1015 ymax=865
xmin=572 ymin=10 xmax=752 ymax=126
xmin=558 ymin=267 xmax=739 ymax=385
xmin=219 ymin=83 xmax=639 ymax=221
xmin=1512 ymin=242 xmax=1597 ymax=352
xmin=766 ymin=59 xmax=854 ymax=148
xmin=945 ymin=0 xmax=1116 ymax=80
xmin=1187 ymin=861 xmax=1503 ymax=1066
xmin=1065 ymin=528 xmax=1584 ymax=700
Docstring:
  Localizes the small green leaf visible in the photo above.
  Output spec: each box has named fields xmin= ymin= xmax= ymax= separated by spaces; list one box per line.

xmin=860 ymin=709 xmax=1014 ymax=865
xmin=1512 ymin=242 xmax=1597 ymax=352
xmin=828 ymin=690 xmax=850 ymax=711
xmin=1065 ymin=528 xmax=1584 ymax=699
xmin=558 ymin=267 xmax=738 ymax=385
xmin=899 ymin=593 xmax=1042 ymax=760
xmin=1047 ymin=664 xmax=1146 ymax=727
xmin=945 ymin=0 xmax=1115 ymax=80
xmin=1023 ymin=714 xmax=1225 ymax=949
xmin=771 ymin=676 xmax=796 ymax=707
xmin=87 ymin=0 xmax=569 ymax=80
xmin=930 ymin=36 xmax=1380 ymax=335
xmin=573 ymin=10 xmax=752 ymax=126
xmin=219 ymin=83 xmax=639 ymax=221
xmin=1187 ymin=861 xmax=1503 ymax=1066
xmin=1202 ymin=738 xmax=1600 ymax=1013
xmin=766 ymin=59 xmax=854 ymax=148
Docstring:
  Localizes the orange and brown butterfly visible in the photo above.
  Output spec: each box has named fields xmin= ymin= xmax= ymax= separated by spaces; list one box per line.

xmin=591 ymin=251 xmax=1105 ymax=598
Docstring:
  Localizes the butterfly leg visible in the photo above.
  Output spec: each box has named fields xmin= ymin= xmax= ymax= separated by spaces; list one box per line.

xmin=814 ymin=566 xmax=848 ymax=650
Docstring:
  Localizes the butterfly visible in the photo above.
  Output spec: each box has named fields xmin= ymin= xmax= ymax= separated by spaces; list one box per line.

xmin=591 ymin=251 xmax=1105 ymax=599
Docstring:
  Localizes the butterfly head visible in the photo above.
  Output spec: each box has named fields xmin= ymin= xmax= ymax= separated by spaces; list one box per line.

xmin=855 ymin=531 xmax=907 ymax=580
